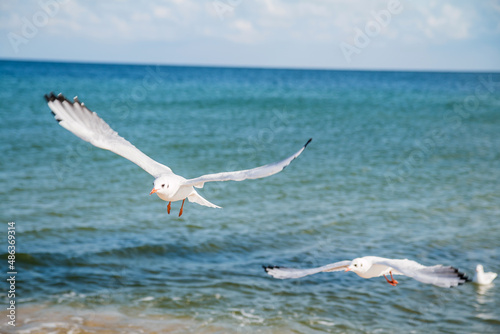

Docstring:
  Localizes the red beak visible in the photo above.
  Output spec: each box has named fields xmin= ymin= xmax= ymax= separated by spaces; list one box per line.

xmin=345 ymin=268 xmax=351 ymax=272
xmin=149 ymin=188 xmax=158 ymax=195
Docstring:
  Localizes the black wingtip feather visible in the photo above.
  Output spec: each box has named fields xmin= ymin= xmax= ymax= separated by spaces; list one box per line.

xmin=304 ymin=138 xmax=312 ymax=148
xmin=44 ymin=92 xmax=56 ymax=102
xmin=263 ymin=265 xmax=280 ymax=273
xmin=49 ymin=110 xmax=62 ymax=123
xmin=45 ymin=92 xmax=73 ymax=104
xmin=45 ymin=92 xmax=76 ymax=123
xmin=56 ymin=93 xmax=66 ymax=102
xmin=451 ymin=267 xmax=471 ymax=285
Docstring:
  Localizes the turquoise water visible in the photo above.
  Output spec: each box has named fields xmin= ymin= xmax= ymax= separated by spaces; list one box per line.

xmin=1 ymin=60 xmax=499 ymax=333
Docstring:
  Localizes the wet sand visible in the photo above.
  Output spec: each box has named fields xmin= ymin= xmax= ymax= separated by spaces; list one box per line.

xmin=0 ymin=304 xmax=230 ymax=334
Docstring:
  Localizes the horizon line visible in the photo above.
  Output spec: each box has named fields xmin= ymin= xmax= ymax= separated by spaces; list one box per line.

xmin=1 ymin=57 xmax=499 ymax=75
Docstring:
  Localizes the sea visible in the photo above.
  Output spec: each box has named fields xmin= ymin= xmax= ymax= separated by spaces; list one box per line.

xmin=1 ymin=60 xmax=499 ymax=333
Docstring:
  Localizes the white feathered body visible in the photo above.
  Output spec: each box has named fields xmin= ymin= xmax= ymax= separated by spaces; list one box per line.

xmin=157 ymin=184 xmax=194 ymax=202
xmin=473 ymin=264 xmax=497 ymax=285
xmin=354 ymin=262 xmax=396 ymax=279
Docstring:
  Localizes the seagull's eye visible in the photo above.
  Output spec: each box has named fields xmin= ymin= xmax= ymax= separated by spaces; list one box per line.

xmin=354 ymin=264 xmax=357 ymax=267
xmin=162 ymin=184 xmax=165 ymax=188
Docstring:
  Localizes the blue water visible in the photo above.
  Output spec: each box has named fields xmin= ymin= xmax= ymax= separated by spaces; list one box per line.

xmin=1 ymin=60 xmax=499 ymax=333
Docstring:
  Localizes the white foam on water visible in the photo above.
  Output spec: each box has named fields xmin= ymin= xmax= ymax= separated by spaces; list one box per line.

xmin=229 ymin=308 xmax=265 ymax=324
xmin=317 ymin=320 xmax=335 ymax=326
xmin=138 ymin=296 xmax=155 ymax=302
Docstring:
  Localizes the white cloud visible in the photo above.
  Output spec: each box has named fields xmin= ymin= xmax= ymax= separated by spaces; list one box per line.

xmin=0 ymin=0 xmax=485 ymax=45
xmin=152 ymin=5 xmax=172 ymax=19
xmin=0 ymin=0 xmax=499 ymax=70
xmin=406 ymin=2 xmax=475 ymax=43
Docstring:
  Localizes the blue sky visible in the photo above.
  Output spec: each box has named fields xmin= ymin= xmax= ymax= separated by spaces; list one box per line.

xmin=1 ymin=0 xmax=499 ymax=71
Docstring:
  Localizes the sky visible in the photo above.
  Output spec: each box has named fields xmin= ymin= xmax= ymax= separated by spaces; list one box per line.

xmin=1 ymin=0 xmax=500 ymax=71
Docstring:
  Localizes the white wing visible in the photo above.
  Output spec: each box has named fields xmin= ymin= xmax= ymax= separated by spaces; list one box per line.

xmin=481 ymin=272 xmax=498 ymax=284
xmin=46 ymin=93 xmax=173 ymax=178
xmin=184 ymin=139 xmax=312 ymax=188
xmin=374 ymin=258 xmax=469 ymax=288
xmin=187 ymin=191 xmax=221 ymax=208
xmin=263 ymin=260 xmax=351 ymax=279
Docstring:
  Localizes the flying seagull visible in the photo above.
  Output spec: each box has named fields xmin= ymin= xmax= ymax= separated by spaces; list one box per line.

xmin=264 ymin=256 xmax=469 ymax=288
xmin=45 ymin=93 xmax=311 ymax=216
xmin=473 ymin=264 xmax=497 ymax=285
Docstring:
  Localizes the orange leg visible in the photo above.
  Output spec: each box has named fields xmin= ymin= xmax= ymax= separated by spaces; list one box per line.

xmin=383 ymin=272 xmax=399 ymax=286
xmin=179 ymin=199 xmax=185 ymax=217
xmin=167 ymin=201 xmax=171 ymax=214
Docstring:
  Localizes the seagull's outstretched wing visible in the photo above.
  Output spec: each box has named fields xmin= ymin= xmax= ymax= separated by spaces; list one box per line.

xmin=45 ymin=93 xmax=172 ymax=178
xmin=184 ymin=139 xmax=312 ymax=188
xmin=263 ymin=260 xmax=351 ymax=279
xmin=375 ymin=258 xmax=469 ymax=288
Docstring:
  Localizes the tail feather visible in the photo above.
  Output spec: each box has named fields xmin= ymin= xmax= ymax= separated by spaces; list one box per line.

xmin=187 ymin=191 xmax=221 ymax=209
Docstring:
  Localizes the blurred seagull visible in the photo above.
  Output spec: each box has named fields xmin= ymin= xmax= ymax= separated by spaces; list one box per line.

xmin=473 ymin=264 xmax=497 ymax=285
xmin=264 ymin=256 xmax=469 ymax=288
xmin=45 ymin=93 xmax=311 ymax=216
